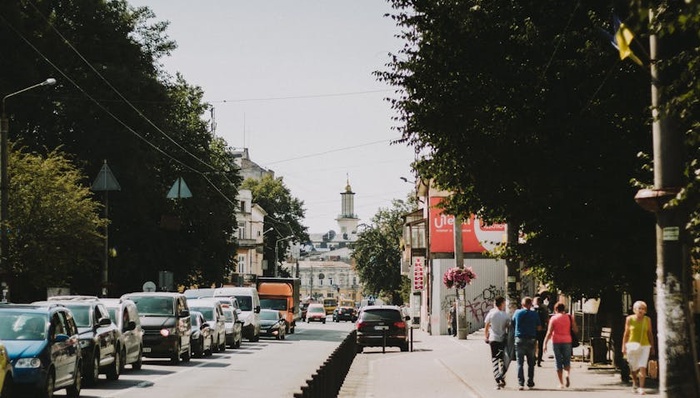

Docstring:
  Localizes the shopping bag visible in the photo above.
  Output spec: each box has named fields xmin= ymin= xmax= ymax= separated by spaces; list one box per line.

xmin=648 ymin=359 xmax=658 ymax=379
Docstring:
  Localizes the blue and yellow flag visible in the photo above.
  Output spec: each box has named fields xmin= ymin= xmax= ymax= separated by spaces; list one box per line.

xmin=611 ymin=15 xmax=643 ymax=66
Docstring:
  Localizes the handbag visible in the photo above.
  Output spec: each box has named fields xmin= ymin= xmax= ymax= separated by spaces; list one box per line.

xmin=570 ymin=315 xmax=580 ymax=348
xmin=648 ymin=359 xmax=658 ymax=379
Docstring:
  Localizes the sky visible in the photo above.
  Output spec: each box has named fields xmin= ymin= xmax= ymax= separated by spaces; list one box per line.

xmin=127 ymin=0 xmax=417 ymax=234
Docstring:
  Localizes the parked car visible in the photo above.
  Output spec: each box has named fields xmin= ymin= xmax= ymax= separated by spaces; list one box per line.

xmin=183 ymin=288 xmax=216 ymax=300
xmin=333 ymin=305 xmax=358 ymax=323
xmin=0 ymin=339 xmax=12 ymax=398
xmin=189 ymin=311 xmax=212 ymax=357
xmin=204 ymin=296 xmax=240 ymax=313
xmin=213 ymin=287 xmax=261 ymax=342
xmin=355 ymin=305 xmax=410 ymax=353
xmin=259 ymin=309 xmax=286 ymax=340
xmin=221 ymin=306 xmax=242 ymax=349
xmin=186 ymin=299 xmax=226 ymax=353
xmin=305 ymin=304 xmax=326 ymax=324
xmin=0 ymin=303 xmax=82 ymax=397
xmin=121 ymin=292 xmax=191 ymax=364
xmin=42 ymin=297 xmax=121 ymax=385
xmin=101 ymin=298 xmax=144 ymax=371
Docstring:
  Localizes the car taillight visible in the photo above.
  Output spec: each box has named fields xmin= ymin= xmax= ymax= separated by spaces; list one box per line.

xmin=394 ymin=321 xmax=406 ymax=329
xmin=356 ymin=321 xmax=365 ymax=329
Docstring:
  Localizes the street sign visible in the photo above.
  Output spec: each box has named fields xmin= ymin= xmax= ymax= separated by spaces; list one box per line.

xmin=143 ymin=281 xmax=156 ymax=292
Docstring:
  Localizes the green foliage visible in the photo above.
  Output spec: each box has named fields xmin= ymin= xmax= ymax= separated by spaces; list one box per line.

xmin=241 ymin=176 xmax=308 ymax=276
xmin=9 ymin=147 xmax=105 ymax=302
xmin=352 ymin=199 xmax=416 ymax=304
xmin=379 ymin=0 xmax=657 ymax=298
xmin=0 ymin=0 xmax=241 ymax=295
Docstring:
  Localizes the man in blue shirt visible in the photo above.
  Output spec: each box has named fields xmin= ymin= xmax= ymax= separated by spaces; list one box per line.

xmin=512 ymin=296 xmax=540 ymax=390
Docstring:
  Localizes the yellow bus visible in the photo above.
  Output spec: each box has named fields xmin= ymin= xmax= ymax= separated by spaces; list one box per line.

xmin=323 ymin=298 xmax=338 ymax=315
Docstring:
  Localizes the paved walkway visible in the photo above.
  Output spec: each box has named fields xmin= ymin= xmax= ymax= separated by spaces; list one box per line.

xmin=339 ymin=328 xmax=658 ymax=397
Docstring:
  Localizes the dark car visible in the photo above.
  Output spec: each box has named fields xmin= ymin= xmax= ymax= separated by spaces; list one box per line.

xmin=333 ymin=306 xmax=357 ymax=323
xmin=221 ymin=306 xmax=243 ymax=349
xmin=42 ymin=297 xmax=122 ymax=385
xmin=186 ymin=299 xmax=226 ymax=353
xmin=121 ymin=292 xmax=191 ymax=364
xmin=189 ymin=311 xmax=213 ymax=357
xmin=101 ymin=298 xmax=144 ymax=371
xmin=0 ymin=303 xmax=82 ymax=397
xmin=259 ymin=309 xmax=286 ymax=340
xmin=355 ymin=305 xmax=410 ymax=353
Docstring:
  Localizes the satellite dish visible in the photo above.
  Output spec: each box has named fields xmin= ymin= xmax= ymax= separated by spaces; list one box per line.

xmin=143 ymin=281 xmax=156 ymax=292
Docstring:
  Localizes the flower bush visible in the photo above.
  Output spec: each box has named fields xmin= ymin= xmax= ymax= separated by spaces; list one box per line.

xmin=443 ymin=267 xmax=477 ymax=289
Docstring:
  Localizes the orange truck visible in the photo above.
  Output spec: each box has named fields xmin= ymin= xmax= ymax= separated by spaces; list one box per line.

xmin=256 ymin=277 xmax=301 ymax=334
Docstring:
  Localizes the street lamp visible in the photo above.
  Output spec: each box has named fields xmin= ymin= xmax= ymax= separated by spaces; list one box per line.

xmin=0 ymin=78 xmax=56 ymax=301
xmin=274 ymin=235 xmax=294 ymax=277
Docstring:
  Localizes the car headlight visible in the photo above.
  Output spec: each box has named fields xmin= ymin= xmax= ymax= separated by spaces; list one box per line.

xmin=78 ymin=340 xmax=90 ymax=349
xmin=160 ymin=328 xmax=176 ymax=337
xmin=15 ymin=357 xmax=42 ymax=368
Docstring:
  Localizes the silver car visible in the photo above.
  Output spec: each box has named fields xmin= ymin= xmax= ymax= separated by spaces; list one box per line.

xmin=101 ymin=298 xmax=144 ymax=370
xmin=187 ymin=299 xmax=226 ymax=353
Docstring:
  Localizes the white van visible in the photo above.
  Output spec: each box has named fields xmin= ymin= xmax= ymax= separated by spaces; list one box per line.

xmin=214 ymin=287 xmax=260 ymax=342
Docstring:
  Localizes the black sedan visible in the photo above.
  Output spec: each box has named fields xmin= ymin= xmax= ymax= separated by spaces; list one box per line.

xmin=333 ymin=306 xmax=358 ymax=322
xmin=259 ymin=309 xmax=286 ymax=340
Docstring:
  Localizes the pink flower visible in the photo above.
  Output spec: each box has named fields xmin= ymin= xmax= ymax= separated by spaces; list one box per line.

xmin=443 ymin=267 xmax=477 ymax=289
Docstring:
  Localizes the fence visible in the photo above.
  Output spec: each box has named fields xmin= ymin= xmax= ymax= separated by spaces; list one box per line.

xmin=294 ymin=330 xmax=357 ymax=398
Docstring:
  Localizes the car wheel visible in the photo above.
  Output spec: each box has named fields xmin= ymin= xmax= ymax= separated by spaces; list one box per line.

xmin=400 ymin=342 xmax=409 ymax=352
xmin=205 ymin=336 xmax=213 ymax=356
xmin=235 ymin=335 xmax=242 ymax=349
xmin=250 ymin=333 xmax=259 ymax=342
xmin=1 ymin=374 xmax=12 ymax=398
xmin=132 ymin=346 xmax=143 ymax=370
xmin=66 ymin=361 xmax=81 ymax=398
xmin=84 ymin=351 xmax=100 ymax=386
xmin=118 ymin=347 xmax=127 ymax=372
xmin=170 ymin=342 xmax=181 ymax=364
xmin=106 ymin=348 xmax=121 ymax=380
xmin=281 ymin=331 xmax=286 ymax=340
xmin=322 ymin=319 xmax=326 ymax=324
xmin=219 ymin=335 xmax=226 ymax=352
xmin=41 ymin=368 xmax=55 ymax=398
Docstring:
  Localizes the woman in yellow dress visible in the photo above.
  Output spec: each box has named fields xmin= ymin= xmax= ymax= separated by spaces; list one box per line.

xmin=621 ymin=301 xmax=655 ymax=395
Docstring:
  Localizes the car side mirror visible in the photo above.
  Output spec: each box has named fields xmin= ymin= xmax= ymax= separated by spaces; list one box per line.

xmin=54 ymin=334 xmax=70 ymax=343
xmin=126 ymin=320 xmax=136 ymax=331
xmin=236 ymin=309 xmax=242 ymax=315
xmin=254 ymin=306 xmax=261 ymax=314
xmin=201 ymin=322 xmax=210 ymax=330
xmin=179 ymin=310 xmax=190 ymax=317
xmin=98 ymin=317 xmax=112 ymax=327
xmin=405 ymin=316 xmax=411 ymax=321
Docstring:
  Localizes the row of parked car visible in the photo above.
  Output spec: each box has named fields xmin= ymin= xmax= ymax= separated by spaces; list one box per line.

xmin=0 ymin=290 xmax=256 ymax=398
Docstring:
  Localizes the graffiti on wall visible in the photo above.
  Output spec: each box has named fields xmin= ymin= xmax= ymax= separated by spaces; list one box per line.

xmin=464 ymin=285 xmax=505 ymax=325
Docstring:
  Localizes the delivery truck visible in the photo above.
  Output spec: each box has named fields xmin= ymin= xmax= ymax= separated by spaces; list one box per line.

xmin=256 ymin=277 xmax=301 ymax=334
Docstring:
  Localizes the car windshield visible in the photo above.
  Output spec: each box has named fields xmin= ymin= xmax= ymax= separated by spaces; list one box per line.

xmin=190 ymin=314 xmax=200 ymax=326
xmin=309 ymin=306 xmax=324 ymax=313
xmin=129 ymin=296 xmax=175 ymax=316
xmin=65 ymin=305 xmax=91 ymax=327
xmin=360 ymin=309 xmax=402 ymax=322
xmin=260 ymin=298 xmax=287 ymax=311
xmin=234 ymin=295 xmax=252 ymax=311
xmin=0 ymin=312 xmax=48 ymax=340
xmin=223 ymin=310 xmax=234 ymax=322
xmin=190 ymin=307 xmax=214 ymax=321
xmin=260 ymin=311 xmax=278 ymax=321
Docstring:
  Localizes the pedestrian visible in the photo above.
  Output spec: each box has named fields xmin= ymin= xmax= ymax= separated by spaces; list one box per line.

xmin=484 ymin=296 xmax=511 ymax=389
xmin=512 ymin=296 xmax=540 ymax=390
xmin=533 ymin=296 xmax=549 ymax=367
xmin=543 ymin=302 xmax=578 ymax=389
xmin=622 ymin=300 xmax=655 ymax=395
xmin=449 ymin=301 xmax=457 ymax=337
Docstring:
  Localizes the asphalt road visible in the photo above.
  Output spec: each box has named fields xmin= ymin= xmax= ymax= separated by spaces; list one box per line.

xmin=64 ymin=316 xmax=355 ymax=398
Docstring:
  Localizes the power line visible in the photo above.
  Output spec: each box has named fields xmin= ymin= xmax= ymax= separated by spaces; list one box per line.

xmin=212 ymin=89 xmax=391 ymax=103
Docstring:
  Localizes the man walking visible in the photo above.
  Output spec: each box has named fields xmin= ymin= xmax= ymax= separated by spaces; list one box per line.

xmin=512 ymin=296 xmax=540 ymax=390
xmin=484 ymin=296 xmax=511 ymax=389
xmin=534 ymin=296 xmax=549 ymax=367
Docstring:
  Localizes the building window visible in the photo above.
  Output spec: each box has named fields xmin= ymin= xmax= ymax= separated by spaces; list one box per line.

xmin=238 ymin=222 xmax=246 ymax=239
xmin=238 ymin=255 xmax=246 ymax=273
xmin=239 ymin=200 xmax=246 ymax=212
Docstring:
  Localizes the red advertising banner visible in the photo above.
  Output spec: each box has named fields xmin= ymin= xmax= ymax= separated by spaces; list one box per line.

xmin=429 ymin=197 xmax=507 ymax=253
xmin=413 ymin=257 xmax=424 ymax=290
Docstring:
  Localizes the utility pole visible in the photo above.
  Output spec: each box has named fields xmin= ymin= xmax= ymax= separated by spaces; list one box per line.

xmin=634 ymin=5 xmax=700 ymax=396
xmin=454 ymin=214 xmax=467 ymax=339
xmin=506 ymin=222 xmax=520 ymax=313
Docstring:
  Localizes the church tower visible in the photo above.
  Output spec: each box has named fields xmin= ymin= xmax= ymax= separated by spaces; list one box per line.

xmin=336 ymin=176 xmax=359 ymax=238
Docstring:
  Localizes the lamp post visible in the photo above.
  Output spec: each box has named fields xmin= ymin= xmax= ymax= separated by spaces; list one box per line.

xmin=274 ymin=235 xmax=294 ymax=277
xmin=1 ymin=78 xmax=56 ymax=301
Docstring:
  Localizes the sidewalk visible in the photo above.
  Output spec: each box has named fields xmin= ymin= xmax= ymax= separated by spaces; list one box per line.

xmin=339 ymin=328 xmax=658 ymax=397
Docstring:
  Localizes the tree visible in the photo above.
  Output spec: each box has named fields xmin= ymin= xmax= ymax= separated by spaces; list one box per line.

xmin=352 ymin=199 xmax=415 ymax=305
xmin=241 ymin=175 xmax=308 ymax=276
xmin=9 ymin=147 xmax=105 ymax=302
xmin=0 ymin=1 xmax=242 ymax=294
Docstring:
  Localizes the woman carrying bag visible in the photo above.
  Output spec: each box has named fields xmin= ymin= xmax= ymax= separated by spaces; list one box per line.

xmin=622 ymin=300 xmax=655 ymax=395
xmin=543 ymin=302 xmax=578 ymax=389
